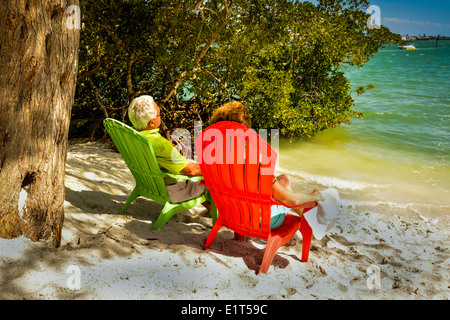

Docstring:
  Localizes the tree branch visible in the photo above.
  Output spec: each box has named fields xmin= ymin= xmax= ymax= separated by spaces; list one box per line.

xmin=126 ymin=52 xmax=136 ymax=102
xmin=161 ymin=17 xmax=229 ymax=104
xmin=87 ymin=77 xmax=109 ymax=119
xmin=199 ymin=65 xmax=231 ymax=101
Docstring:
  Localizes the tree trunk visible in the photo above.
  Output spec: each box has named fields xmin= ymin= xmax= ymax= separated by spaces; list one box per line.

xmin=0 ymin=0 xmax=80 ymax=247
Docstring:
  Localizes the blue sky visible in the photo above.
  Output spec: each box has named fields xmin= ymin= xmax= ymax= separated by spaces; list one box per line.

xmin=372 ymin=0 xmax=450 ymax=36
xmin=305 ymin=1 xmax=450 ymax=36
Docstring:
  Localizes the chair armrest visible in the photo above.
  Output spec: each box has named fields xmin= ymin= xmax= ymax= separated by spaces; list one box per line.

xmin=162 ymin=172 xmax=204 ymax=181
xmin=272 ymin=198 xmax=317 ymax=209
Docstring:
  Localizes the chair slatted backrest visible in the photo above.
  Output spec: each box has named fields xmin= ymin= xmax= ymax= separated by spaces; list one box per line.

xmin=195 ymin=121 xmax=277 ymax=238
xmin=103 ymin=118 xmax=168 ymax=203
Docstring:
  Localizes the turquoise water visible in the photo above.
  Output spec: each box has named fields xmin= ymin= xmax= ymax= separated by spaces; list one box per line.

xmin=344 ymin=40 xmax=449 ymax=163
xmin=277 ymin=40 xmax=450 ymax=226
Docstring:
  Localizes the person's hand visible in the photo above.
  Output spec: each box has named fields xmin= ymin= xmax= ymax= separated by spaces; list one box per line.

xmin=310 ymin=189 xmax=324 ymax=202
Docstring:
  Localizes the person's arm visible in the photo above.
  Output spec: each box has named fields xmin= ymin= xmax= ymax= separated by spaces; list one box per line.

xmin=180 ymin=162 xmax=203 ymax=176
xmin=156 ymin=137 xmax=202 ymax=177
xmin=272 ymin=181 xmax=323 ymax=207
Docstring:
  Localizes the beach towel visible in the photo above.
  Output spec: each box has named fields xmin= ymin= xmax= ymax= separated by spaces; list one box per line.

xmin=302 ymin=188 xmax=341 ymax=240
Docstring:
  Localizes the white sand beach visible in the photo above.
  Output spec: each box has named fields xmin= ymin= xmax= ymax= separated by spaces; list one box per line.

xmin=0 ymin=140 xmax=448 ymax=300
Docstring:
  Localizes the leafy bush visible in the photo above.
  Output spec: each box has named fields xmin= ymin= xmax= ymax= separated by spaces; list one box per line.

xmin=72 ymin=0 xmax=401 ymax=140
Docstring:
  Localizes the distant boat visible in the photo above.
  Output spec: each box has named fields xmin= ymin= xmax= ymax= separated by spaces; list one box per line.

xmin=399 ymin=44 xmax=416 ymax=50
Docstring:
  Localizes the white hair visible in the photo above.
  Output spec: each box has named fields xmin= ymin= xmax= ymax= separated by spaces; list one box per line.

xmin=128 ymin=95 xmax=158 ymax=130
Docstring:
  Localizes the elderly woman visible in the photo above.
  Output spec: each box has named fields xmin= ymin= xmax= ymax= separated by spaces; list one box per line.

xmin=209 ymin=101 xmax=326 ymax=232
xmin=128 ymin=95 xmax=209 ymax=209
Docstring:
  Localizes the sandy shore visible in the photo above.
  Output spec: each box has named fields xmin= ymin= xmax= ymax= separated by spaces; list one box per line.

xmin=0 ymin=140 xmax=448 ymax=300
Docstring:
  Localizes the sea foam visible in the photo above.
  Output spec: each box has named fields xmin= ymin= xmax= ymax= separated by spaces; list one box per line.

xmin=276 ymin=166 xmax=390 ymax=192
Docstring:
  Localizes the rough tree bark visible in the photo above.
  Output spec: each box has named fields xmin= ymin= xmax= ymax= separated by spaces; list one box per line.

xmin=0 ymin=0 xmax=80 ymax=247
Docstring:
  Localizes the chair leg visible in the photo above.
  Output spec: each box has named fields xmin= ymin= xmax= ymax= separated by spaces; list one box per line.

xmin=299 ymin=218 xmax=313 ymax=262
xmin=119 ymin=187 xmax=140 ymax=214
xmin=204 ymin=218 xmax=222 ymax=250
xmin=152 ymin=202 xmax=187 ymax=230
xmin=258 ymin=235 xmax=283 ymax=274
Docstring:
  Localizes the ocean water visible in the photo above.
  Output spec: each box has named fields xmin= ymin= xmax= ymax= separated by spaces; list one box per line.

xmin=277 ymin=40 xmax=450 ymax=227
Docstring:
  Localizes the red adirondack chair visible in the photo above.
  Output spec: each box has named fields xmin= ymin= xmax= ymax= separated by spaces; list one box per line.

xmin=195 ymin=121 xmax=317 ymax=274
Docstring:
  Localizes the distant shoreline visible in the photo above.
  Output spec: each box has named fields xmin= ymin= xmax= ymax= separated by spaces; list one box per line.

xmin=401 ymin=36 xmax=449 ymax=41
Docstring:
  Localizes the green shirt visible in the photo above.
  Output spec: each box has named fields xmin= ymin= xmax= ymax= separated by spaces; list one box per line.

xmin=141 ymin=128 xmax=189 ymax=185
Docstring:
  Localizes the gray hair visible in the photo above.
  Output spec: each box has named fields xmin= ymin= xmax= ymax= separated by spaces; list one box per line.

xmin=128 ymin=95 xmax=158 ymax=130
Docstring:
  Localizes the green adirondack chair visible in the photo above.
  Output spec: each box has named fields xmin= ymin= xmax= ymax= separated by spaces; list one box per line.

xmin=103 ymin=118 xmax=216 ymax=230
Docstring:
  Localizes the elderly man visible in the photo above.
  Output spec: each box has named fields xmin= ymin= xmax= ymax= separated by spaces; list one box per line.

xmin=128 ymin=95 xmax=209 ymax=209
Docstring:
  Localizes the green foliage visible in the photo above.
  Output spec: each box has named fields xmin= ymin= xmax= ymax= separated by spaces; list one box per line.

xmin=72 ymin=0 xmax=402 ymax=140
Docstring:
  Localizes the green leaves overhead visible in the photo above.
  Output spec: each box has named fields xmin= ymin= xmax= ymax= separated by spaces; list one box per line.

xmin=73 ymin=0 xmax=401 ymax=140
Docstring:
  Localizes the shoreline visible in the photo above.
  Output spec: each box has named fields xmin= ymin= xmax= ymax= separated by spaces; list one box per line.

xmin=0 ymin=140 xmax=448 ymax=300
